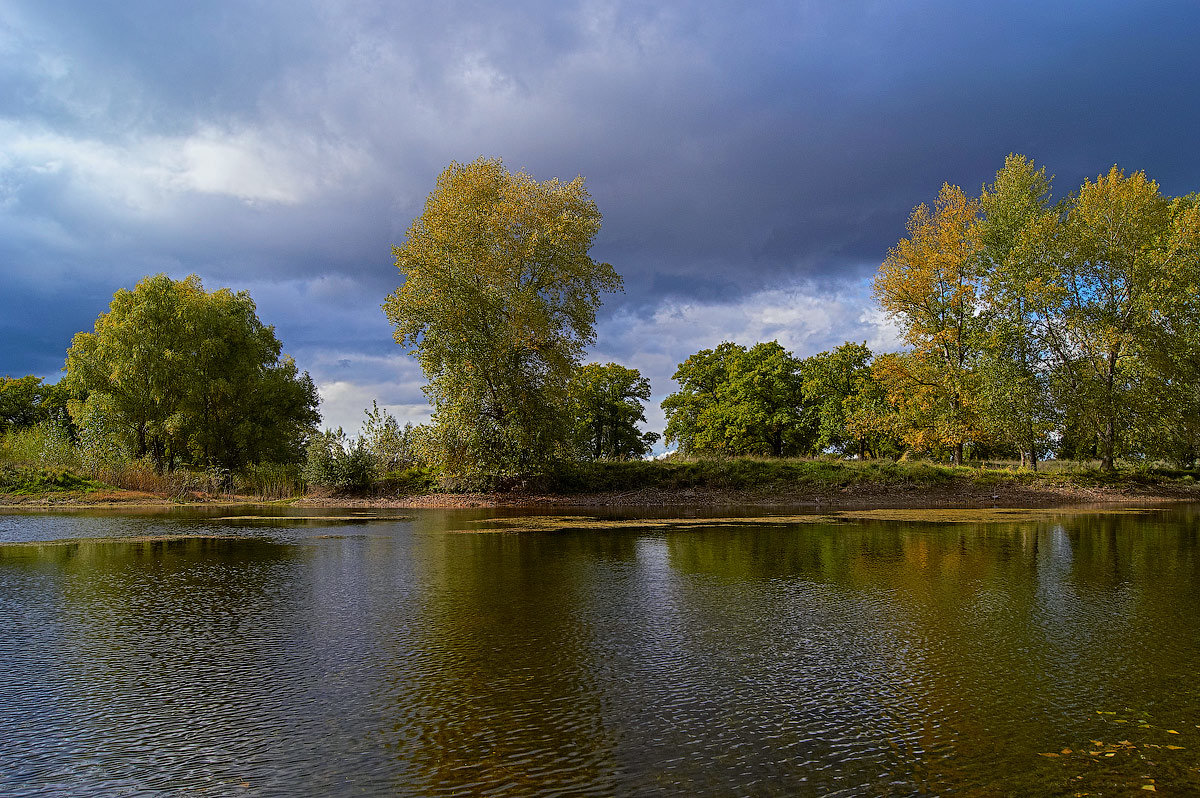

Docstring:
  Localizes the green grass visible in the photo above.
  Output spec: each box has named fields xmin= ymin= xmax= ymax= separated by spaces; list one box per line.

xmin=0 ymin=465 xmax=109 ymax=495
xmin=542 ymin=457 xmax=1200 ymax=496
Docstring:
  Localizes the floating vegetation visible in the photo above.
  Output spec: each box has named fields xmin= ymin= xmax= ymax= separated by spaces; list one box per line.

xmin=214 ymin=515 xmax=410 ymax=523
xmin=840 ymin=507 xmax=1158 ymax=524
xmin=454 ymin=505 xmax=1162 ymax=533
xmin=1036 ymin=709 xmax=1200 ymax=794
xmin=454 ymin=514 xmax=838 ymax=534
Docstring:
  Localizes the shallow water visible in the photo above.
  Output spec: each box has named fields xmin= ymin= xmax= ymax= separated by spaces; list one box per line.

xmin=2 ymin=504 xmax=1199 ymax=796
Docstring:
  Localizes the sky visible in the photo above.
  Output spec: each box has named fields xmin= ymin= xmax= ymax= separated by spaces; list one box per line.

xmin=4 ymin=0 xmax=1200 ymax=440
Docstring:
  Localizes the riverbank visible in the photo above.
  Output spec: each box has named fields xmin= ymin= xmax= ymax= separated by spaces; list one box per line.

xmin=3 ymin=460 xmax=1199 ymax=510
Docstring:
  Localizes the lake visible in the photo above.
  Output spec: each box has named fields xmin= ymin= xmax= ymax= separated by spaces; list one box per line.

xmin=2 ymin=504 xmax=1199 ymax=796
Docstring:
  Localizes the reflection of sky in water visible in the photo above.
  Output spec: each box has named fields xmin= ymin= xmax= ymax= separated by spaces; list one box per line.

xmin=1 ymin=507 xmax=1199 ymax=795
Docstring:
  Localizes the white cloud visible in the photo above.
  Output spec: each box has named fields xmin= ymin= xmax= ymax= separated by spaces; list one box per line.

xmin=0 ymin=120 xmax=369 ymax=212
xmin=316 ymin=379 xmax=433 ymax=437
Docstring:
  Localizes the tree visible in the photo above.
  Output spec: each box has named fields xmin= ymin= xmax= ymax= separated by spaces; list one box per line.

xmin=1038 ymin=167 xmax=1200 ymax=470
xmin=874 ymin=183 xmax=988 ymax=464
xmin=800 ymin=342 xmax=893 ymax=458
xmin=568 ymin=363 xmax=659 ymax=460
xmin=65 ymin=274 xmax=319 ymax=472
xmin=976 ymin=154 xmax=1058 ymax=469
xmin=0 ymin=376 xmax=74 ymax=432
xmin=662 ymin=341 xmax=811 ymax=457
xmin=383 ymin=158 xmax=621 ymax=478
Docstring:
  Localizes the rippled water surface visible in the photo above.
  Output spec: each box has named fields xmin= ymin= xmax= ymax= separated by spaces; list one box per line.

xmin=2 ymin=504 xmax=1200 ymax=796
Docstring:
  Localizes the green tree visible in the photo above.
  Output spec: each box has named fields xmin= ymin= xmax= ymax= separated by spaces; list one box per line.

xmin=0 ymin=375 xmax=73 ymax=432
xmin=662 ymin=341 xmax=811 ymax=457
xmin=383 ymin=158 xmax=621 ymax=479
xmin=976 ymin=154 xmax=1058 ymax=469
xmin=65 ymin=274 xmax=319 ymax=472
xmin=568 ymin=362 xmax=659 ymax=460
xmin=1038 ymin=167 xmax=1200 ymax=470
xmin=800 ymin=342 xmax=892 ymax=458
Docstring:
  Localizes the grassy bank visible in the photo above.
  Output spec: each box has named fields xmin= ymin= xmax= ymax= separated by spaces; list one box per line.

xmin=0 ymin=465 xmax=109 ymax=496
xmin=4 ymin=457 xmax=1199 ymax=508
xmin=546 ymin=457 xmax=1199 ymax=495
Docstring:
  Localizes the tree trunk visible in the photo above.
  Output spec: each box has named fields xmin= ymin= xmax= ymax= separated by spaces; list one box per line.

xmin=1100 ymin=419 xmax=1115 ymax=472
xmin=1028 ymin=419 xmax=1038 ymax=472
xmin=953 ymin=442 xmax=963 ymax=466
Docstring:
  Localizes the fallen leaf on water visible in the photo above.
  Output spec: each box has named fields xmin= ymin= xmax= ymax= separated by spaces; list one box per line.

xmin=1039 ymin=752 xmax=1060 ymax=758
xmin=1104 ymin=752 xmax=1116 ymax=757
xmin=1166 ymin=745 xmax=1186 ymax=750
xmin=1061 ymin=748 xmax=1073 ymax=754
xmin=1142 ymin=786 xmax=1157 ymax=792
xmin=1167 ymin=729 xmax=1180 ymax=734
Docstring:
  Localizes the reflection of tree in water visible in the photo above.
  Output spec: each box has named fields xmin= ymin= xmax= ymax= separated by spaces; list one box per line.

xmin=660 ymin=514 xmax=1200 ymax=794
xmin=379 ymin=530 xmax=638 ymax=796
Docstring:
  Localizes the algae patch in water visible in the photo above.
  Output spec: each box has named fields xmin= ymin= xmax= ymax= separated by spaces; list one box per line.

xmin=838 ymin=507 xmax=1159 ymax=524
xmin=454 ymin=514 xmax=837 ymax=534
xmin=455 ymin=505 xmax=1163 ymax=533
xmin=214 ymin=515 xmax=411 ymax=523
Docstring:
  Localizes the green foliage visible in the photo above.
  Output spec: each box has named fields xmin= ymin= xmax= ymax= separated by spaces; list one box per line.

xmin=303 ymin=429 xmax=376 ymax=492
xmin=302 ymin=406 xmax=437 ymax=494
xmin=663 ymin=341 xmax=812 ymax=457
xmin=0 ymin=422 xmax=78 ymax=469
xmin=568 ymin=362 xmax=658 ymax=460
xmin=800 ymin=342 xmax=899 ymax=458
xmin=0 ymin=376 xmax=76 ymax=439
xmin=64 ymin=274 xmax=319 ymax=473
xmin=0 ymin=465 xmax=106 ymax=495
xmin=383 ymin=158 xmax=622 ymax=478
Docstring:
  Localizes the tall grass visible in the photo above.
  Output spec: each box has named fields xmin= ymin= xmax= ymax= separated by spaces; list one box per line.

xmin=235 ymin=463 xmax=307 ymax=500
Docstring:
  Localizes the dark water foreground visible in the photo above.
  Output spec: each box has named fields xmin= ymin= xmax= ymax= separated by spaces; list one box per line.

xmin=2 ymin=505 xmax=1199 ymax=796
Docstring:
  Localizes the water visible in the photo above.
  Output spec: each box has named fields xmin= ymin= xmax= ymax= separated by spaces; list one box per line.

xmin=2 ymin=504 xmax=1199 ymax=796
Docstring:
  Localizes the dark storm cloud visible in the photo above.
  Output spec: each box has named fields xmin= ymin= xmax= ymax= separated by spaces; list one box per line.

xmin=3 ymin=0 xmax=1200 ymax=428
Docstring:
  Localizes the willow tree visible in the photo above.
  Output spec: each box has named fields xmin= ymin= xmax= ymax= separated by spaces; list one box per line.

xmin=65 ymin=274 xmax=318 ymax=472
xmin=873 ymin=183 xmax=988 ymax=464
xmin=383 ymin=158 xmax=622 ymax=478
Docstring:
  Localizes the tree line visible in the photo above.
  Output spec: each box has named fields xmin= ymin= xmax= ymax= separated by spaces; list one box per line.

xmin=7 ymin=153 xmax=1197 ymax=496
xmin=663 ymin=156 xmax=1200 ymax=470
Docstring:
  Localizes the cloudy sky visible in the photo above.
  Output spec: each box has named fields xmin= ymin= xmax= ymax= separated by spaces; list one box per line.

xmin=4 ymin=1 xmax=1200 ymax=438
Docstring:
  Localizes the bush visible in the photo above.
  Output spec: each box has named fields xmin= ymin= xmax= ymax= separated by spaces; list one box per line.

xmin=303 ymin=430 xmax=378 ymax=492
